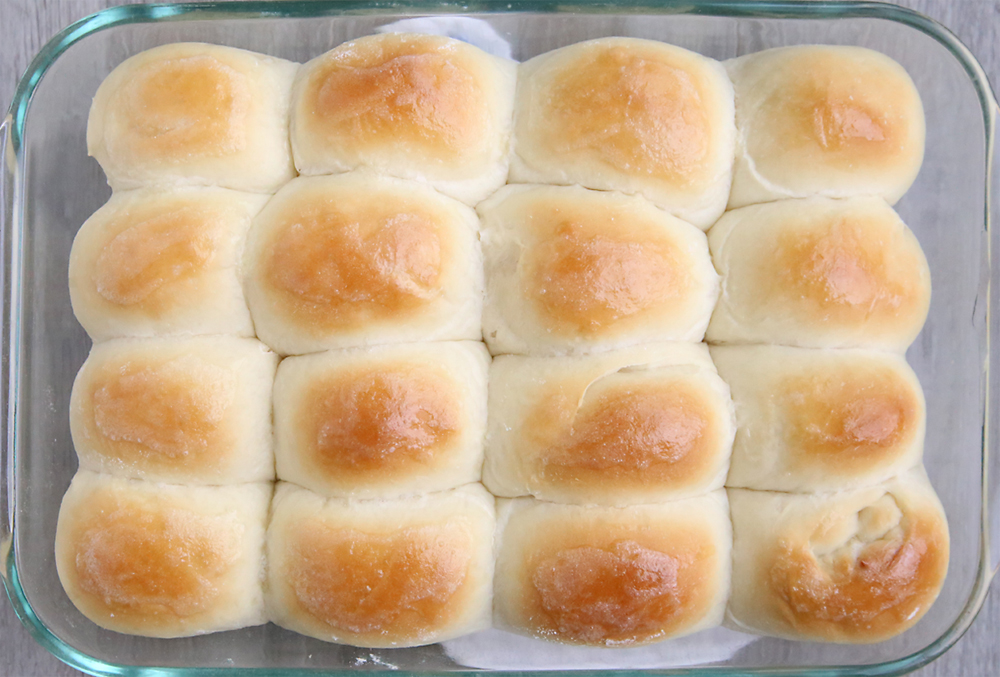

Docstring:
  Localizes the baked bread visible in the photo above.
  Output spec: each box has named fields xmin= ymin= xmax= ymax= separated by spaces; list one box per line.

xmin=243 ymin=171 xmax=483 ymax=355
xmin=509 ymin=38 xmax=735 ymax=229
xmin=70 ymin=336 xmax=278 ymax=485
xmin=485 ymin=342 xmax=733 ymax=505
xmin=266 ymin=482 xmax=495 ymax=647
xmin=727 ymin=468 xmax=949 ymax=643
xmin=726 ymin=46 xmax=925 ymax=209
xmin=290 ymin=32 xmax=516 ymax=206
xmin=55 ymin=471 xmax=270 ymax=637
xmin=493 ymin=491 xmax=731 ymax=646
xmin=87 ymin=43 xmax=297 ymax=193
xmin=706 ymin=196 xmax=931 ymax=351
xmin=69 ymin=186 xmax=267 ymax=341
xmin=274 ymin=341 xmax=489 ymax=498
xmin=480 ymin=184 xmax=718 ymax=356
xmin=711 ymin=345 xmax=924 ymax=492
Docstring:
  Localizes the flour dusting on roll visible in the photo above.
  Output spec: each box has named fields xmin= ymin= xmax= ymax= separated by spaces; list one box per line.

xmin=291 ymin=33 xmax=516 ymax=206
xmin=726 ymin=46 xmax=925 ymax=209
xmin=87 ymin=43 xmax=297 ymax=193
xmin=55 ymin=472 xmax=270 ymax=638
xmin=266 ymin=482 xmax=495 ymax=648
xmin=510 ymin=38 xmax=735 ymax=229
xmin=480 ymin=184 xmax=718 ymax=356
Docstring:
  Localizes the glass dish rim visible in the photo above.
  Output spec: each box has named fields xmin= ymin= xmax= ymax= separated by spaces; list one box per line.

xmin=0 ymin=1 xmax=997 ymax=676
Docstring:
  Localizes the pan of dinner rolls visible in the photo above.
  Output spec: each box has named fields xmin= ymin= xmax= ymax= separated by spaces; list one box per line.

xmin=59 ymin=31 xmax=946 ymax=655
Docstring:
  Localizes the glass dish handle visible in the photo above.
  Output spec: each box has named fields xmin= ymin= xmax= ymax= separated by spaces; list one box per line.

xmin=0 ymin=114 xmax=13 ymax=572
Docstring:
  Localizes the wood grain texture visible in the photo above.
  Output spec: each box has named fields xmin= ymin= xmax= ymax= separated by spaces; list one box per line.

xmin=0 ymin=0 xmax=996 ymax=675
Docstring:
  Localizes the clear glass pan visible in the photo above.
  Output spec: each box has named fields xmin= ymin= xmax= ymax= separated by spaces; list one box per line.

xmin=2 ymin=1 xmax=999 ymax=676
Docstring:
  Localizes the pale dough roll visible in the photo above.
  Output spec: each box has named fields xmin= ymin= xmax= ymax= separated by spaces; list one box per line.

xmin=726 ymin=46 xmax=925 ymax=209
xmin=70 ymin=336 xmax=278 ymax=485
xmin=243 ymin=171 xmax=483 ymax=356
xmin=711 ymin=345 xmax=925 ymax=493
xmin=727 ymin=468 xmax=949 ymax=643
xmin=485 ymin=343 xmax=733 ymax=505
xmin=55 ymin=471 xmax=270 ymax=638
xmin=87 ymin=43 xmax=297 ymax=193
xmin=291 ymin=33 xmax=516 ymax=206
xmin=266 ymin=482 xmax=495 ymax=647
xmin=510 ymin=38 xmax=736 ymax=229
xmin=274 ymin=341 xmax=489 ymax=498
xmin=494 ymin=491 xmax=731 ymax=647
xmin=480 ymin=184 xmax=718 ymax=356
xmin=69 ymin=187 xmax=267 ymax=341
xmin=707 ymin=196 xmax=931 ymax=352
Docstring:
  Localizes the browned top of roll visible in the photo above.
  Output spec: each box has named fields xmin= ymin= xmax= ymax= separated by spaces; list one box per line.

xmin=766 ymin=494 xmax=948 ymax=642
xmin=284 ymin=519 xmax=473 ymax=638
xmin=297 ymin=363 xmax=460 ymax=480
xmin=517 ymin=519 xmax=717 ymax=645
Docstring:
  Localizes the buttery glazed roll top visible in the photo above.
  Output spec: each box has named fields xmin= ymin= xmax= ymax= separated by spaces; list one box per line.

xmin=707 ymin=197 xmax=931 ymax=352
xmin=291 ymin=32 xmax=517 ymax=206
xmin=726 ymin=45 xmax=925 ymax=209
xmin=88 ymin=43 xmax=298 ymax=193
xmin=494 ymin=492 xmax=731 ymax=647
xmin=485 ymin=343 xmax=734 ymax=505
xmin=69 ymin=187 xmax=267 ymax=341
xmin=480 ymin=184 xmax=718 ymax=356
xmin=266 ymin=482 xmax=495 ymax=648
xmin=274 ymin=341 xmax=489 ymax=498
xmin=510 ymin=38 xmax=736 ymax=229
xmin=243 ymin=171 xmax=483 ymax=355
xmin=727 ymin=469 xmax=949 ymax=643
xmin=70 ymin=336 xmax=278 ymax=485
xmin=55 ymin=472 xmax=270 ymax=638
xmin=711 ymin=345 xmax=925 ymax=493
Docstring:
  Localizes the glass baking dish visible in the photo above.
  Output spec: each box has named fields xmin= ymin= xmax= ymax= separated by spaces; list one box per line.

xmin=1 ymin=1 xmax=999 ymax=675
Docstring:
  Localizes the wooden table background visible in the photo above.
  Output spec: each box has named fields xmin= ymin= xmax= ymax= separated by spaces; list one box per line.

xmin=0 ymin=0 xmax=996 ymax=675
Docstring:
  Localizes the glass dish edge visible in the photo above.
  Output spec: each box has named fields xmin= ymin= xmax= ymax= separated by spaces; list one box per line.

xmin=0 ymin=1 xmax=997 ymax=676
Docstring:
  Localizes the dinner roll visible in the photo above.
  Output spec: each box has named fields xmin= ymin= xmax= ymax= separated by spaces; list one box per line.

xmin=726 ymin=46 xmax=925 ymax=209
xmin=510 ymin=38 xmax=735 ymax=229
xmin=290 ymin=33 xmax=516 ymax=206
xmin=480 ymin=184 xmax=718 ymax=356
xmin=494 ymin=491 xmax=731 ymax=646
xmin=55 ymin=471 xmax=270 ymax=638
xmin=274 ymin=341 xmax=489 ymax=498
xmin=244 ymin=171 xmax=483 ymax=355
xmin=266 ymin=482 xmax=495 ymax=648
xmin=70 ymin=336 xmax=278 ymax=485
xmin=87 ymin=43 xmax=297 ymax=193
xmin=707 ymin=197 xmax=931 ymax=351
xmin=485 ymin=343 xmax=733 ymax=505
xmin=69 ymin=187 xmax=267 ymax=341
xmin=727 ymin=468 xmax=949 ymax=643
xmin=712 ymin=345 xmax=924 ymax=493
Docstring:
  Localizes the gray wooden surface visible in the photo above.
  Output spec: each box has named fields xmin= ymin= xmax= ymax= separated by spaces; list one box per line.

xmin=0 ymin=0 xmax=996 ymax=675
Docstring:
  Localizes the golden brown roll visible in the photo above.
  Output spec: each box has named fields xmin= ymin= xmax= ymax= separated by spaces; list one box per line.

xmin=727 ymin=469 xmax=949 ymax=643
xmin=55 ymin=471 xmax=271 ymax=638
xmin=266 ymin=482 xmax=495 ymax=648
xmin=480 ymin=184 xmax=718 ymax=356
xmin=485 ymin=343 xmax=733 ymax=505
xmin=69 ymin=187 xmax=267 ymax=341
xmin=510 ymin=38 xmax=735 ymax=229
xmin=243 ymin=170 xmax=483 ymax=355
xmin=70 ymin=336 xmax=278 ymax=485
xmin=87 ymin=43 xmax=298 ymax=193
xmin=494 ymin=492 xmax=731 ymax=647
xmin=711 ymin=345 xmax=925 ymax=492
xmin=706 ymin=197 xmax=931 ymax=352
xmin=274 ymin=341 xmax=489 ymax=498
xmin=290 ymin=33 xmax=516 ymax=206
xmin=726 ymin=46 xmax=925 ymax=209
